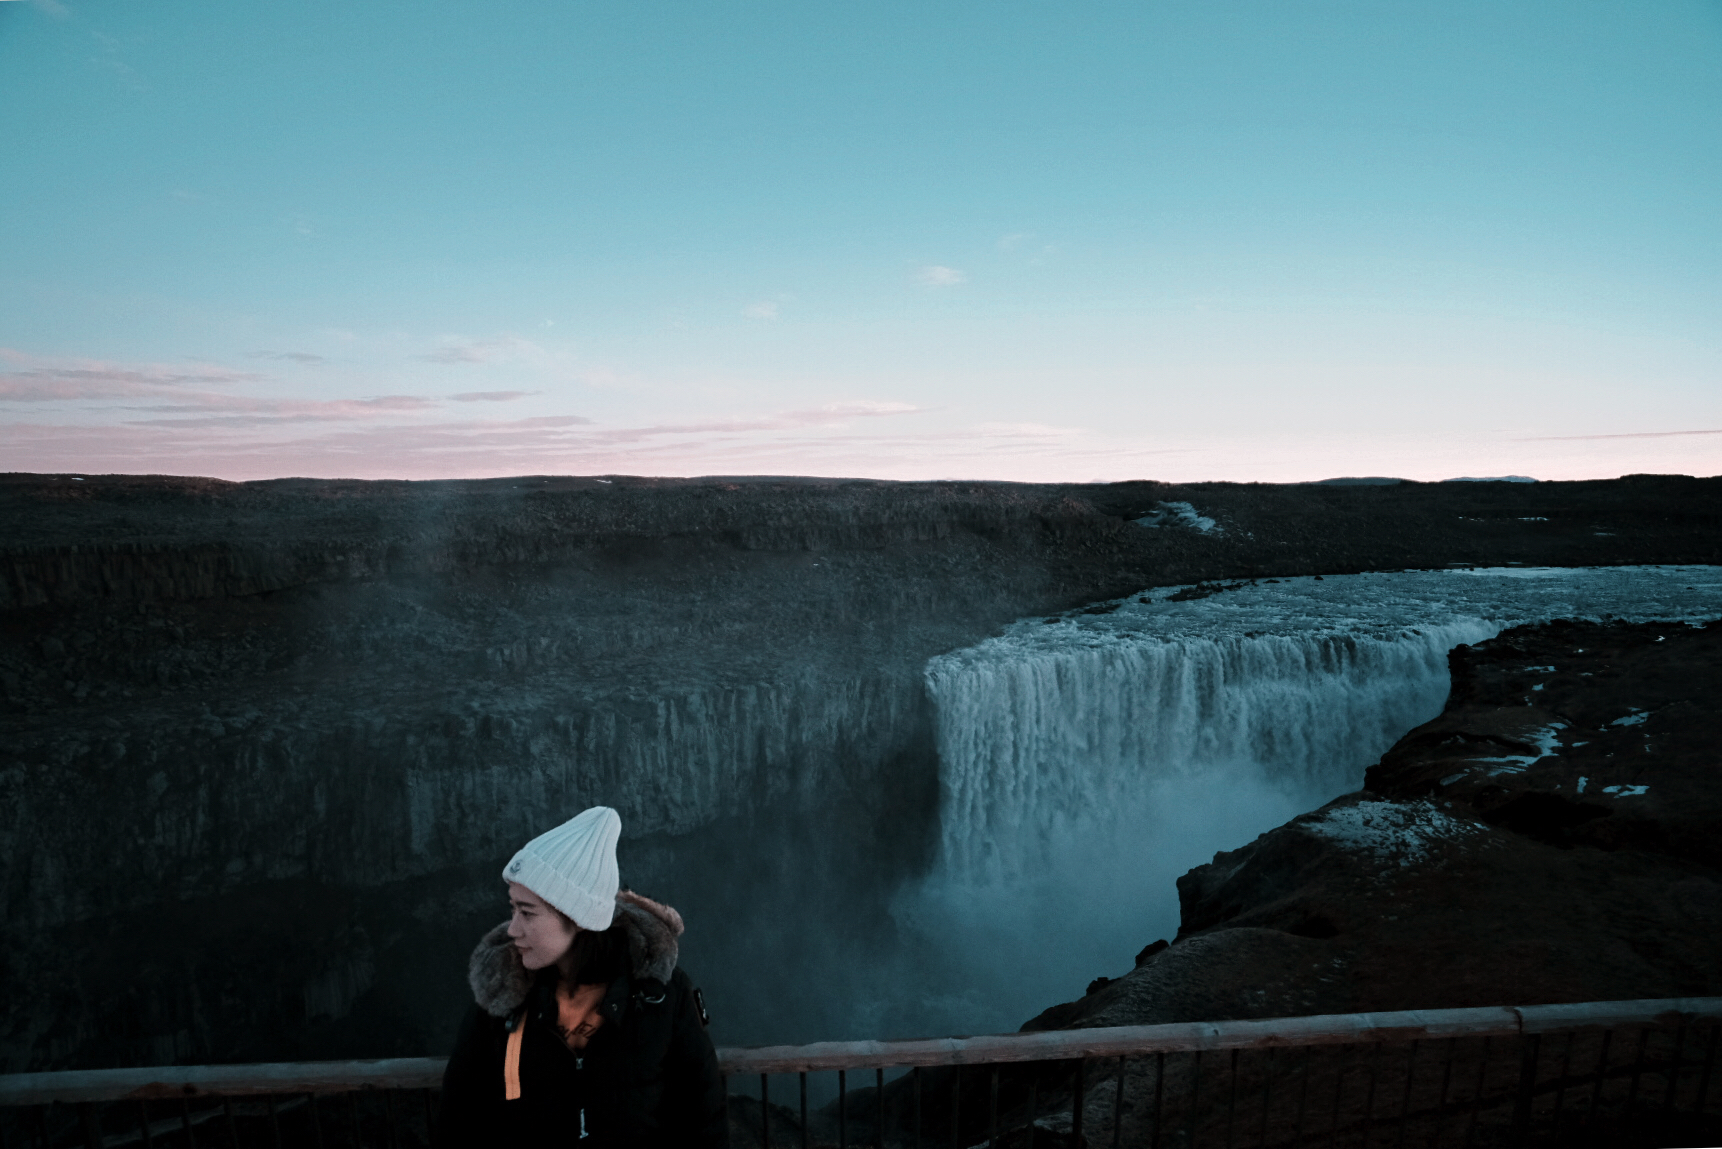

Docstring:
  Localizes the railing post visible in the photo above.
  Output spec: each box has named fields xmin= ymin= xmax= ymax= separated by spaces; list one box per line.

xmin=1259 ymin=1046 xmax=1276 ymax=1149
xmin=1434 ymin=1034 xmax=1456 ymax=1140
xmin=949 ymin=1067 xmax=959 ymax=1149
xmin=1511 ymin=1032 xmax=1540 ymax=1147
xmin=1394 ymin=1039 xmax=1418 ymax=1149
xmin=1464 ymin=1035 xmax=1491 ymax=1146
xmin=1585 ymin=1031 xmax=1612 ymax=1125
xmin=1328 ymin=1050 xmax=1347 ymax=1143
xmin=1071 ymin=1058 xmax=1084 ymax=1144
xmin=1224 ymin=1048 xmax=1238 ymax=1149
xmin=1114 ymin=1054 xmax=1127 ymax=1149
xmin=1191 ymin=1050 xmax=1204 ymax=1145
xmin=913 ymin=1066 xmax=921 ymax=1149
xmin=77 ymin=1101 xmax=101 ymax=1149
xmin=1625 ymin=1027 xmax=1651 ymax=1118
xmin=1697 ymin=1025 xmax=1720 ymax=1115
xmin=988 ymin=1067 xmax=997 ymax=1147
xmin=1290 ymin=1046 xmax=1310 ymax=1149
xmin=876 ymin=1068 xmax=884 ymax=1149
xmin=1666 ymin=1026 xmax=1687 ymax=1113
xmin=1150 ymin=1053 xmax=1163 ymax=1149
xmin=1551 ymin=1031 xmax=1575 ymax=1132
xmin=1362 ymin=1040 xmax=1382 ymax=1140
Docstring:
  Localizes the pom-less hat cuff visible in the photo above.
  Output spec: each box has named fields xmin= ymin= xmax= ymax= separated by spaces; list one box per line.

xmin=504 ymin=851 xmax=617 ymax=931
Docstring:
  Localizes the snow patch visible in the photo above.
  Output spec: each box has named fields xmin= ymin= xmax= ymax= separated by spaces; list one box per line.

xmin=1468 ymin=722 xmax=1566 ymax=776
xmin=1305 ymin=800 xmax=1485 ymax=868
xmin=1608 ymin=710 xmax=1649 ymax=727
xmin=1602 ymin=784 xmax=1649 ymax=797
xmin=1132 ymin=501 xmax=1219 ymax=534
xmin=1445 ymin=475 xmax=1538 ymax=483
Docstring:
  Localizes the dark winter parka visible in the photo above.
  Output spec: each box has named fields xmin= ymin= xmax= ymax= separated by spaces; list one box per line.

xmin=436 ymin=891 xmax=727 ymax=1148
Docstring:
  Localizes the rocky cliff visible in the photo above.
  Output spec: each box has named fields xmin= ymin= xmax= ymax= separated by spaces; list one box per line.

xmin=1032 ymin=617 xmax=1720 ymax=1031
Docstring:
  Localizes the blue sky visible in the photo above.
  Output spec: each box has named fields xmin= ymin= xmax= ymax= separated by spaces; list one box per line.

xmin=2 ymin=0 xmax=1718 ymax=481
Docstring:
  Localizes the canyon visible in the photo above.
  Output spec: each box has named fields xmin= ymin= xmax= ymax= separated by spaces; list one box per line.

xmin=2 ymin=471 xmax=1718 ymax=1076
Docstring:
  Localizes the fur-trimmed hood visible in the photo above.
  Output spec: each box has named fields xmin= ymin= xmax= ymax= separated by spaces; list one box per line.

xmin=467 ymin=890 xmax=685 ymax=1018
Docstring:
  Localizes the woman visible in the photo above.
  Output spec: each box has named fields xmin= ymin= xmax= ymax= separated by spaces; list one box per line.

xmin=437 ymin=806 xmax=728 ymax=1147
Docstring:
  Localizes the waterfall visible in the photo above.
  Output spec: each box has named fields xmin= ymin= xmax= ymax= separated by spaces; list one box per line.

xmin=927 ymin=621 xmax=1495 ymax=887
xmin=891 ymin=566 xmax=1722 ymax=1037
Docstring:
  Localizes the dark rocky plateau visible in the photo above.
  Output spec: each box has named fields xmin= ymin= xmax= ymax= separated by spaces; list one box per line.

xmin=1 ymin=470 xmax=1718 ymax=1077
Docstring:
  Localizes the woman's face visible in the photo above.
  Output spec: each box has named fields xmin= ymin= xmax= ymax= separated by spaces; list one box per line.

xmin=505 ymin=882 xmax=579 ymax=970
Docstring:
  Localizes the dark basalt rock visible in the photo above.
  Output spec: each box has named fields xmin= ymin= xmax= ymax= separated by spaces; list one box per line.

xmin=1026 ymin=619 xmax=1722 ymax=1031
xmin=1368 ymin=618 xmax=1722 ymax=868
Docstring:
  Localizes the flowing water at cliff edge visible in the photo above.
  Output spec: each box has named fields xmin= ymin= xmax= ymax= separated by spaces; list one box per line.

xmin=872 ymin=565 xmax=1722 ymax=1041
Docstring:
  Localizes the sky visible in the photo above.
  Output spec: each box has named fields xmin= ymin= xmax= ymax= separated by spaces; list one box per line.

xmin=1 ymin=0 xmax=1719 ymax=483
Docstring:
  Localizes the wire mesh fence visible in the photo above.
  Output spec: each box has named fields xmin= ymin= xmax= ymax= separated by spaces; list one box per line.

xmin=0 ymin=1089 xmax=438 ymax=1149
xmin=3 ymin=999 xmax=1717 ymax=1149
xmin=723 ymin=1021 xmax=1720 ymax=1148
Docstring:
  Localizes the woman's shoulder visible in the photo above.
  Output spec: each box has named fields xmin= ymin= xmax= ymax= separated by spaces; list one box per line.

xmin=641 ymin=964 xmax=700 ymax=1003
xmin=453 ymin=999 xmax=509 ymax=1045
xmin=661 ymin=966 xmax=714 ymax=1029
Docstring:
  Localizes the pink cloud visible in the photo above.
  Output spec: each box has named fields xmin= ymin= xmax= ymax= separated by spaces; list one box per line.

xmin=451 ymin=390 xmax=536 ymax=402
xmin=0 ymin=363 xmax=267 ymax=401
xmin=0 ymin=350 xmax=454 ymax=426
xmin=580 ymin=402 xmax=930 ymax=443
xmin=125 ymin=395 xmax=441 ymax=427
xmin=1517 ymin=428 xmax=1722 ymax=441
xmin=0 ymin=405 xmax=1104 ymax=482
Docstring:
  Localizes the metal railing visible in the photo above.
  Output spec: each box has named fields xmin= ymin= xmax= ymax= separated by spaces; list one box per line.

xmin=2 ymin=998 xmax=1717 ymax=1148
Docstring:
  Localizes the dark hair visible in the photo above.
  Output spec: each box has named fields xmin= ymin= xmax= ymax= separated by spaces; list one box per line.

xmin=560 ymin=924 xmax=629 ymax=986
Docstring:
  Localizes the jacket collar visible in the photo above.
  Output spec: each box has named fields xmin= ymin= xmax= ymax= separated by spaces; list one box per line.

xmin=467 ymin=890 xmax=685 ymax=1018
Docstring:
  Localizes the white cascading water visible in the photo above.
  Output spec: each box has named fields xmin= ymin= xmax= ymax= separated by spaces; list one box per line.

xmin=887 ymin=566 xmax=1722 ymax=1038
xmin=928 ymin=622 xmax=1492 ymax=888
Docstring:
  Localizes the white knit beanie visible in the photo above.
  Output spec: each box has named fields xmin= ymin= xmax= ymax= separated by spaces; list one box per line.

xmin=502 ymin=806 xmax=621 ymax=931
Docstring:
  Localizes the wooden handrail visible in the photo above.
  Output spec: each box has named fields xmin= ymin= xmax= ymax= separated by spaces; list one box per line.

xmin=2 ymin=997 xmax=1716 ymax=1106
